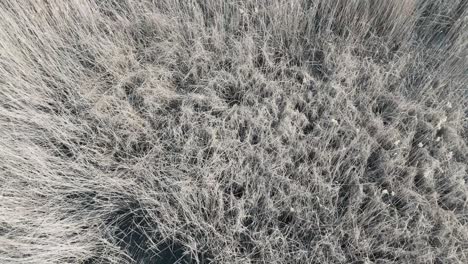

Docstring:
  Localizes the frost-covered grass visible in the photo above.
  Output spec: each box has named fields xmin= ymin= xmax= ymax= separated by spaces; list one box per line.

xmin=0 ymin=0 xmax=467 ymax=263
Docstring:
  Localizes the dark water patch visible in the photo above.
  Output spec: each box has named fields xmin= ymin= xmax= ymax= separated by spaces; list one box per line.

xmin=107 ymin=202 xmax=194 ymax=264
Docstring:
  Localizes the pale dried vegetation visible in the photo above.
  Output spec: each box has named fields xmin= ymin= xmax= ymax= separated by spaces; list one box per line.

xmin=0 ymin=0 xmax=467 ymax=263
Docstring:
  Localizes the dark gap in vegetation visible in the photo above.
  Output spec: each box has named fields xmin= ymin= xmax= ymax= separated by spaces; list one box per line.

xmin=372 ymin=96 xmax=399 ymax=125
xmin=220 ymin=83 xmax=244 ymax=107
xmin=166 ymin=98 xmax=183 ymax=113
xmin=277 ymin=210 xmax=294 ymax=228
xmin=336 ymin=184 xmax=352 ymax=218
xmin=272 ymin=50 xmax=283 ymax=64
xmin=237 ymin=218 xmax=263 ymax=260
xmin=77 ymin=51 xmax=105 ymax=74
xmin=308 ymin=149 xmax=317 ymax=162
xmin=391 ymin=195 xmax=409 ymax=215
xmin=364 ymin=149 xmax=386 ymax=184
xmin=303 ymin=123 xmax=315 ymax=135
xmin=237 ymin=231 xmax=256 ymax=256
xmin=293 ymin=152 xmax=306 ymax=168
xmin=0 ymin=223 xmax=9 ymax=237
xmin=131 ymin=140 xmax=153 ymax=156
xmin=254 ymin=53 xmax=267 ymax=72
xmin=413 ymin=170 xmax=433 ymax=194
xmin=192 ymin=101 xmax=212 ymax=113
xmin=242 ymin=216 xmax=254 ymax=228
xmin=238 ymin=121 xmax=248 ymax=142
xmin=123 ymin=77 xmax=145 ymax=113
xmin=250 ymin=130 xmax=261 ymax=145
xmin=339 ymin=233 xmax=355 ymax=261
xmin=52 ymin=140 xmax=75 ymax=159
xmin=308 ymin=49 xmax=328 ymax=81
xmin=407 ymin=146 xmax=430 ymax=168
xmin=369 ymin=250 xmax=398 ymax=262
xmin=107 ymin=202 xmax=196 ymax=264
xmin=82 ymin=256 xmax=98 ymax=264
xmin=295 ymin=71 xmax=306 ymax=84
xmin=329 ymin=130 xmax=347 ymax=149
xmin=210 ymin=109 xmax=223 ymax=118
xmin=294 ymin=99 xmax=306 ymax=113
xmin=217 ymin=58 xmax=233 ymax=71
xmin=429 ymin=224 xmax=444 ymax=248
xmin=413 ymin=170 xmax=424 ymax=187
xmin=435 ymin=127 xmax=446 ymax=139
xmin=225 ymin=182 xmax=245 ymax=199
xmin=98 ymin=72 xmax=116 ymax=91
xmin=36 ymin=100 xmax=61 ymax=115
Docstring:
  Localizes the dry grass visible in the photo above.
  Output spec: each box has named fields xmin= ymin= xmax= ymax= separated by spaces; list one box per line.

xmin=0 ymin=0 xmax=467 ymax=263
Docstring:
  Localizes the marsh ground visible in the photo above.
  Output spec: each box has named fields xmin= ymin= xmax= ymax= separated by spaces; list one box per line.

xmin=0 ymin=1 xmax=467 ymax=263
